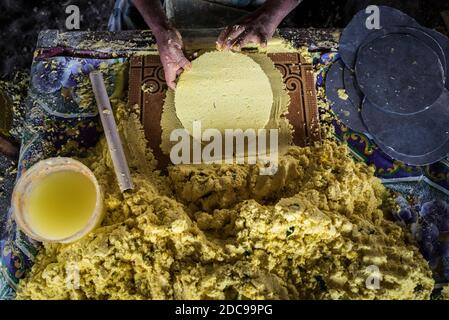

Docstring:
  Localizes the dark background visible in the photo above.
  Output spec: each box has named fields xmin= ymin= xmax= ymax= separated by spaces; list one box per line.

xmin=0 ymin=0 xmax=448 ymax=80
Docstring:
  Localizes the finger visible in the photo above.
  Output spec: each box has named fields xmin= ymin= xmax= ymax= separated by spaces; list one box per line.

xmin=217 ymin=26 xmax=232 ymax=50
xmin=167 ymin=79 xmax=176 ymax=90
xmin=183 ymin=61 xmax=192 ymax=71
xmin=176 ymin=56 xmax=191 ymax=71
xmin=174 ymin=63 xmax=189 ymax=81
xmin=259 ymin=34 xmax=268 ymax=48
xmin=224 ymin=26 xmax=246 ymax=50
xmin=175 ymin=61 xmax=191 ymax=79
xmin=230 ymin=29 xmax=250 ymax=50
xmin=168 ymin=38 xmax=182 ymax=50
xmin=164 ymin=63 xmax=178 ymax=90
xmin=174 ymin=29 xmax=182 ymax=41
xmin=232 ymin=33 xmax=264 ymax=51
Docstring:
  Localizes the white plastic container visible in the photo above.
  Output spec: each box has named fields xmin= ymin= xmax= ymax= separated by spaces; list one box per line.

xmin=12 ymin=157 xmax=104 ymax=243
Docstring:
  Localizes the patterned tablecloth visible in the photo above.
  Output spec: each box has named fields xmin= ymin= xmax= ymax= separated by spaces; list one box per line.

xmin=1 ymin=35 xmax=448 ymax=300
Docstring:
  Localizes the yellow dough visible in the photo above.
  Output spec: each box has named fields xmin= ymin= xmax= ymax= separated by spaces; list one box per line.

xmin=175 ymin=51 xmax=274 ymax=134
xmin=16 ymin=98 xmax=434 ymax=300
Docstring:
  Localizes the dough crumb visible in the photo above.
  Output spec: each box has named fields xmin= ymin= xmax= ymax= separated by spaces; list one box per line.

xmin=16 ymin=97 xmax=433 ymax=300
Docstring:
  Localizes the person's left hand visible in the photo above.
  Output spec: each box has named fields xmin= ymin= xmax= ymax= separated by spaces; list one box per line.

xmin=154 ymin=26 xmax=192 ymax=90
xmin=216 ymin=9 xmax=278 ymax=51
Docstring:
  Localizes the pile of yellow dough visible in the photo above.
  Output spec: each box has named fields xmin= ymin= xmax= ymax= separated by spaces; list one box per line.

xmin=16 ymin=98 xmax=433 ymax=300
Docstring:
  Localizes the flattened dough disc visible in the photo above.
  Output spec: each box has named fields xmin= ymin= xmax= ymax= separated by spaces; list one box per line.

xmin=175 ymin=51 xmax=273 ymax=135
xmin=357 ymin=26 xmax=447 ymax=84
xmin=339 ymin=6 xmax=419 ymax=69
xmin=424 ymin=27 xmax=449 ymax=91
xmin=356 ymin=34 xmax=445 ymax=115
xmin=373 ymin=135 xmax=449 ymax=166
xmin=325 ymin=60 xmax=367 ymax=133
xmin=361 ymin=90 xmax=449 ymax=157
xmin=343 ymin=66 xmax=363 ymax=107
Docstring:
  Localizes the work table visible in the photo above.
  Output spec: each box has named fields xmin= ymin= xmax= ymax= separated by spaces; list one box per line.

xmin=1 ymin=27 xmax=449 ymax=300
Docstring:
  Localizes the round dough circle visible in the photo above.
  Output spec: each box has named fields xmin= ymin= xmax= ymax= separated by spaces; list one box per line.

xmin=175 ymin=51 xmax=273 ymax=135
xmin=356 ymin=34 xmax=444 ymax=114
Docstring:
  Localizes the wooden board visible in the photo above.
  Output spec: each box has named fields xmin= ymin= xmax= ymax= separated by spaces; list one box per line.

xmin=128 ymin=53 xmax=320 ymax=169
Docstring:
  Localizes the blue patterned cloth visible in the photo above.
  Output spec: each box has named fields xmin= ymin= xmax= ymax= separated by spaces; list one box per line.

xmin=0 ymin=57 xmax=124 ymax=300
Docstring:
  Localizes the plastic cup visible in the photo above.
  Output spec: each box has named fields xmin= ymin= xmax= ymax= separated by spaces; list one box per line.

xmin=12 ymin=157 xmax=104 ymax=243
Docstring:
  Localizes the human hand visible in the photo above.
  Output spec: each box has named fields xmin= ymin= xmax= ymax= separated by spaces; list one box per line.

xmin=216 ymin=9 xmax=278 ymax=51
xmin=154 ymin=27 xmax=191 ymax=89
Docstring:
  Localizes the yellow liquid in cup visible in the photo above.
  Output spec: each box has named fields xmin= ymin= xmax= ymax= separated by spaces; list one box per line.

xmin=25 ymin=170 xmax=97 ymax=240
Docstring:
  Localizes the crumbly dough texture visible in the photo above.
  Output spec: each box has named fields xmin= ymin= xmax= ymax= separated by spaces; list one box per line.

xmin=16 ymin=97 xmax=434 ymax=300
xmin=175 ymin=51 xmax=274 ymax=135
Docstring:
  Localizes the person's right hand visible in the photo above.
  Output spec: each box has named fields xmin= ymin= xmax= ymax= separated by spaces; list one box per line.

xmin=154 ymin=27 xmax=191 ymax=90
